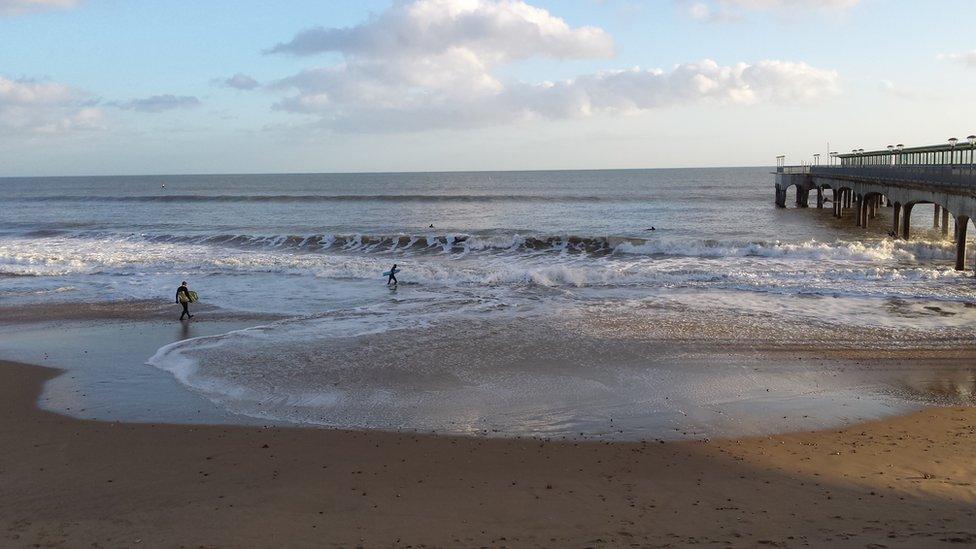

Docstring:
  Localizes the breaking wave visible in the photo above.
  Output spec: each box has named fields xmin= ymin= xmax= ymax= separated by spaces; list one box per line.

xmin=2 ymin=230 xmax=973 ymax=303
xmin=15 ymin=229 xmax=961 ymax=262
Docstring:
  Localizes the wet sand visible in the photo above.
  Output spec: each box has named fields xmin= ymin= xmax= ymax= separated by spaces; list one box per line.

xmin=2 ymin=359 xmax=974 ymax=548
xmin=0 ymin=299 xmax=283 ymax=324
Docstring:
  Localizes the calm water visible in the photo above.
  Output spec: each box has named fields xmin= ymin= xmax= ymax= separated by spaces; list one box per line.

xmin=2 ymin=169 xmax=975 ymax=438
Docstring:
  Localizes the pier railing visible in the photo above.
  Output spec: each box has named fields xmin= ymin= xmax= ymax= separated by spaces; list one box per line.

xmin=836 ymin=139 xmax=976 ymax=167
xmin=777 ymin=138 xmax=976 ymax=192
xmin=774 ymin=166 xmax=811 ymax=175
xmin=809 ymin=164 xmax=976 ymax=190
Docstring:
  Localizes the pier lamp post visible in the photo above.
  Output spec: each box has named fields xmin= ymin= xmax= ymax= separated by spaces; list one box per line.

xmin=968 ymin=135 xmax=976 ymax=166
xmin=949 ymin=137 xmax=958 ymax=166
xmin=887 ymin=145 xmax=894 ymax=166
xmin=896 ymin=144 xmax=905 ymax=165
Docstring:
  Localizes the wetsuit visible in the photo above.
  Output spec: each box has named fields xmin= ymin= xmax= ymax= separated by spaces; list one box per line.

xmin=176 ymin=286 xmax=193 ymax=319
xmin=387 ymin=267 xmax=398 ymax=285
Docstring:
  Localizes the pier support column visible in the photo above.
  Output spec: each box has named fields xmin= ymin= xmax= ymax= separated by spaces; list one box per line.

xmin=901 ymin=203 xmax=914 ymax=240
xmin=860 ymin=197 xmax=870 ymax=228
xmin=892 ymin=203 xmax=901 ymax=238
xmin=855 ymin=195 xmax=864 ymax=227
xmin=833 ymin=189 xmax=841 ymax=217
xmin=942 ymin=209 xmax=950 ymax=237
xmin=775 ymin=186 xmax=786 ymax=208
xmin=869 ymin=196 xmax=877 ymax=219
xmin=846 ymin=190 xmax=852 ymax=209
xmin=955 ymin=217 xmax=969 ymax=271
xmin=934 ymin=205 xmax=941 ymax=228
xmin=816 ymin=187 xmax=823 ymax=208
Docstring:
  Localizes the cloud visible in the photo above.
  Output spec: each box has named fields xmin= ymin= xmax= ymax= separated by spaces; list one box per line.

xmin=266 ymin=0 xmax=839 ymax=133
xmin=938 ymin=50 xmax=976 ymax=68
xmin=685 ymin=2 xmax=742 ymax=23
xmin=112 ymin=94 xmax=202 ymax=113
xmin=878 ymin=79 xmax=935 ymax=101
xmin=268 ymin=0 xmax=614 ymax=60
xmin=0 ymin=0 xmax=80 ymax=16
xmin=218 ymin=73 xmax=260 ymax=90
xmin=0 ymin=75 xmax=105 ymax=135
xmin=275 ymin=59 xmax=840 ymax=133
xmin=683 ymin=0 xmax=860 ymax=22
xmin=717 ymin=0 xmax=859 ymax=9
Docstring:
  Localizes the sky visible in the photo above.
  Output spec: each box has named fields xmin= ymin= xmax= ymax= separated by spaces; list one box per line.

xmin=1 ymin=0 xmax=975 ymax=176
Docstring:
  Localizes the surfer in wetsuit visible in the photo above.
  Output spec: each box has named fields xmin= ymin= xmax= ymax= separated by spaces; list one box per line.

xmin=176 ymin=281 xmax=194 ymax=320
xmin=387 ymin=264 xmax=398 ymax=286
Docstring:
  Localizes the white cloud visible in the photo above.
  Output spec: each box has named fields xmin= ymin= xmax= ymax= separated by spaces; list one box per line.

xmin=938 ymin=50 xmax=976 ymax=68
xmin=688 ymin=2 xmax=711 ymax=19
xmin=717 ymin=0 xmax=859 ymax=9
xmin=268 ymin=0 xmax=614 ymax=61
xmin=683 ymin=0 xmax=860 ymax=22
xmin=275 ymin=59 xmax=840 ymax=133
xmin=219 ymin=73 xmax=261 ymax=90
xmin=0 ymin=0 xmax=80 ymax=17
xmin=111 ymin=94 xmax=202 ymax=113
xmin=877 ymin=79 xmax=936 ymax=101
xmin=0 ymin=76 xmax=105 ymax=135
xmin=267 ymin=0 xmax=840 ymax=133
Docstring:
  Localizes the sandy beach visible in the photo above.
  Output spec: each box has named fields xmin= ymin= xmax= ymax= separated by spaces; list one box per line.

xmin=2 ymin=358 xmax=973 ymax=548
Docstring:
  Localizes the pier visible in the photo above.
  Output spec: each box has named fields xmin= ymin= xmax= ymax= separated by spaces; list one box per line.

xmin=775 ymin=137 xmax=976 ymax=271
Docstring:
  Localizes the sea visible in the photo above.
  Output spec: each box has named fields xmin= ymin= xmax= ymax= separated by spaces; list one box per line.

xmin=2 ymin=168 xmax=975 ymax=439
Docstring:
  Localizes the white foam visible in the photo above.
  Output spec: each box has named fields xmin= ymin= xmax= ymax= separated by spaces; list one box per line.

xmin=144 ymin=305 xmax=929 ymax=439
xmin=2 ymin=233 xmax=974 ymax=304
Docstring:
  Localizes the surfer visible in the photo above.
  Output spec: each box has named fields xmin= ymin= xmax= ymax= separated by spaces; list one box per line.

xmin=387 ymin=264 xmax=398 ymax=286
xmin=176 ymin=281 xmax=194 ymax=320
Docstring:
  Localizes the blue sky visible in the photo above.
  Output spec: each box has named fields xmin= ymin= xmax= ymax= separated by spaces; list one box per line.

xmin=2 ymin=0 xmax=974 ymax=176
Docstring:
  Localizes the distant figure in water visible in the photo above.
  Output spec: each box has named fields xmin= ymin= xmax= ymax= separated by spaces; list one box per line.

xmin=387 ymin=264 xmax=398 ymax=286
xmin=429 ymin=224 xmax=434 ymax=228
xmin=646 ymin=226 xmax=656 ymax=231
xmin=176 ymin=281 xmax=194 ymax=320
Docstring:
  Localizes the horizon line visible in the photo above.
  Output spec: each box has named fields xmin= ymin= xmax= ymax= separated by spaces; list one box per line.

xmin=0 ymin=164 xmax=773 ymax=180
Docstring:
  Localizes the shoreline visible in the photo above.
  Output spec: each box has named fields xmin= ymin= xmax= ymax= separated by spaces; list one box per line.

xmin=2 ymin=358 xmax=974 ymax=547
xmin=4 ymin=298 xmax=976 ymax=439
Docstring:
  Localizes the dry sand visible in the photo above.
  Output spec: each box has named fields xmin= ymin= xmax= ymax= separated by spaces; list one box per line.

xmin=1 ymin=359 xmax=974 ymax=548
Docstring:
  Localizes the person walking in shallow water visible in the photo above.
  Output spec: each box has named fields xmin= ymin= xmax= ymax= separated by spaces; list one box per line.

xmin=176 ymin=281 xmax=194 ymax=320
xmin=387 ymin=264 xmax=398 ymax=286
